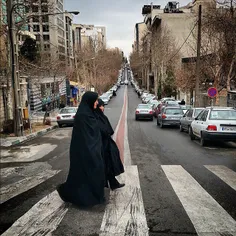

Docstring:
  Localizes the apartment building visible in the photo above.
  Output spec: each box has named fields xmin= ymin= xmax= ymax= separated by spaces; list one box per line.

xmin=27 ymin=0 xmax=66 ymax=59
xmin=72 ymin=24 xmax=106 ymax=52
xmin=65 ymin=12 xmax=74 ymax=67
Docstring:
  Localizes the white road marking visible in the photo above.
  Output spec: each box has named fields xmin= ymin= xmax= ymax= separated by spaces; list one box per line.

xmin=1 ymin=143 xmax=57 ymax=163
xmin=100 ymin=166 xmax=149 ymax=236
xmin=101 ymin=87 xmax=148 ymax=235
xmin=1 ymin=190 xmax=68 ymax=236
xmin=0 ymin=162 xmax=60 ymax=204
xmin=162 ymin=165 xmax=236 ymax=235
xmin=205 ymin=165 xmax=236 ymax=191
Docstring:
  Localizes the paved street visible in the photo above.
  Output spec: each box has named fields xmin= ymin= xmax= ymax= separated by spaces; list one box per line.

xmin=0 ymin=85 xmax=236 ymax=236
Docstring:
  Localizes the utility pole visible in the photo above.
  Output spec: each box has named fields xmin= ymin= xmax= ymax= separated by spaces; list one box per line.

xmin=7 ymin=0 xmax=23 ymax=136
xmin=194 ymin=4 xmax=202 ymax=107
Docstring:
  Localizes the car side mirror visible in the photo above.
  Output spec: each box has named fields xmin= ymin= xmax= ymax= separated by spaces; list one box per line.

xmin=195 ymin=117 xmax=198 ymax=120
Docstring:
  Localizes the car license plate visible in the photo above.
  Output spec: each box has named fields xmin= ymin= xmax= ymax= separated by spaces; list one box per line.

xmin=140 ymin=110 xmax=148 ymax=113
xmin=221 ymin=126 xmax=236 ymax=131
xmin=62 ymin=115 xmax=71 ymax=118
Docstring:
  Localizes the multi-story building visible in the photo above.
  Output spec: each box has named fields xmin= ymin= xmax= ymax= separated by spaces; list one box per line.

xmin=72 ymin=24 xmax=106 ymax=52
xmin=133 ymin=22 xmax=147 ymax=53
xmin=27 ymin=0 xmax=66 ymax=60
xmin=65 ymin=12 xmax=74 ymax=67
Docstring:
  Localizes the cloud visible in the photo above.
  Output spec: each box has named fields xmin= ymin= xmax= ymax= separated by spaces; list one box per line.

xmin=65 ymin=0 xmax=192 ymax=56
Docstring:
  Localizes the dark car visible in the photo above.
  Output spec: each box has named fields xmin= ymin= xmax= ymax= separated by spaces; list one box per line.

xmin=157 ymin=107 xmax=184 ymax=128
xmin=180 ymin=108 xmax=204 ymax=133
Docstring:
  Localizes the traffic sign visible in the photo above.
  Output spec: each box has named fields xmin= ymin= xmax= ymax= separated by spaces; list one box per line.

xmin=207 ymin=87 xmax=218 ymax=98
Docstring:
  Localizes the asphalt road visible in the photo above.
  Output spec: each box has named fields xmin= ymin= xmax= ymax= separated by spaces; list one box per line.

xmin=0 ymin=84 xmax=235 ymax=236
xmin=127 ymin=85 xmax=236 ymax=235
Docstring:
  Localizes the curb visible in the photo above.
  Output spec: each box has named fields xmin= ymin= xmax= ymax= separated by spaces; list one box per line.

xmin=0 ymin=125 xmax=58 ymax=147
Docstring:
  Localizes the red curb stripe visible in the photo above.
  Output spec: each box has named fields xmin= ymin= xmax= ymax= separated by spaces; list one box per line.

xmin=115 ymin=88 xmax=127 ymax=164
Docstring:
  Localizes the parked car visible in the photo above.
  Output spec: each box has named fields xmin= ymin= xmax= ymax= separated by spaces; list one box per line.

xmin=180 ymin=108 xmax=204 ymax=133
xmin=57 ymin=107 xmax=77 ymax=128
xmin=100 ymin=94 xmax=110 ymax=105
xmin=179 ymin=105 xmax=192 ymax=114
xmin=189 ymin=107 xmax=236 ymax=146
xmin=157 ymin=106 xmax=184 ymax=128
xmin=124 ymin=80 xmax=129 ymax=85
xmin=135 ymin=104 xmax=153 ymax=121
xmin=143 ymin=94 xmax=155 ymax=104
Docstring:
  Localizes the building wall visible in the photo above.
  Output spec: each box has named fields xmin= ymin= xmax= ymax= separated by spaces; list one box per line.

xmin=134 ymin=22 xmax=147 ymax=52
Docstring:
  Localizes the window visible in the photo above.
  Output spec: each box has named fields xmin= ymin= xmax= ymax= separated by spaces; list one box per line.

xmin=43 ymin=25 xmax=49 ymax=32
xmin=42 ymin=15 xmax=49 ymax=23
xmin=165 ymin=108 xmax=183 ymax=115
xmin=32 ymin=16 xmax=39 ymax=22
xmin=41 ymin=0 xmax=47 ymax=3
xmin=33 ymin=25 xmax=40 ymax=32
xmin=32 ymin=6 xmax=39 ymax=13
xmin=43 ymin=35 xmax=50 ymax=41
xmin=41 ymin=5 xmax=48 ymax=13
xmin=194 ymin=109 xmax=203 ymax=117
xmin=36 ymin=35 xmax=40 ymax=41
xmin=187 ymin=109 xmax=193 ymax=118
xmin=199 ymin=110 xmax=209 ymax=121
xmin=209 ymin=110 xmax=236 ymax=120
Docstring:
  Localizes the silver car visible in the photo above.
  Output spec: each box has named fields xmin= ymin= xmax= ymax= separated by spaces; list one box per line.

xmin=157 ymin=107 xmax=184 ymax=128
xmin=57 ymin=107 xmax=77 ymax=127
xmin=180 ymin=108 xmax=204 ymax=133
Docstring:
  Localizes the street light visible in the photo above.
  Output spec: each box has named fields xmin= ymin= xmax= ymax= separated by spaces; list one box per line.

xmin=7 ymin=0 xmax=80 ymax=136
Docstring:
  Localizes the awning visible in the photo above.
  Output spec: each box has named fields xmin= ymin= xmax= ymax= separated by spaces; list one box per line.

xmin=70 ymin=81 xmax=79 ymax=86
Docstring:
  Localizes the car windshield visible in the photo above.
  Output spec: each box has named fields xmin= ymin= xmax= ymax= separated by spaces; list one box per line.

xmin=60 ymin=108 xmax=76 ymax=114
xmin=209 ymin=110 xmax=236 ymax=120
xmin=194 ymin=109 xmax=204 ymax=117
xmin=138 ymin=104 xmax=151 ymax=109
xmin=165 ymin=108 xmax=183 ymax=115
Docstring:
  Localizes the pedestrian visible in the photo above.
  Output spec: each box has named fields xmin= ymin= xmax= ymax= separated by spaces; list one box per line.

xmin=180 ymin=99 xmax=186 ymax=105
xmin=57 ymin=91 xmax=105 ymax=207
xmin=95 ymin=99 xmax=125 ymax=190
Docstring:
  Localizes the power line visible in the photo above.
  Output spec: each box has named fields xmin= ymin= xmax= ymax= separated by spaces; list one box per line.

xmin=169 ymin=20 xmax=198 ymax=61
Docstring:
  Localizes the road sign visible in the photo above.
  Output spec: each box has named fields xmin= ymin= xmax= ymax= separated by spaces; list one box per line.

xmin=207 ymin=87 xmax=218 ymax=98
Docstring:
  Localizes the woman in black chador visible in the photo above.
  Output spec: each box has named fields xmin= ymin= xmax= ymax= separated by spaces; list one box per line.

xmin=57 ymin=92 xmax=105 ymax=207
xmin=95 ymin=99 xmax=125 ymax=190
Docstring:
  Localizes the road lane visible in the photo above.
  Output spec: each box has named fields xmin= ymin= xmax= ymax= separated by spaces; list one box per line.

xmin=127 ymin=85 xmax=236 ymax=235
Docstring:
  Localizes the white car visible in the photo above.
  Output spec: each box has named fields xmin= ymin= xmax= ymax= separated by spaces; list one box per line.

xmin=135 ymin=104 xmax=153 ymax=121
xmin=124 ymin=80 xmax=129 ymax=85
xmin=57 ymin=107 xmax=77 ymax=128
xmin=99 ymin=94 xmax=110 ymax=105
xmin=189 ymin=107 xmax=236 ymax=146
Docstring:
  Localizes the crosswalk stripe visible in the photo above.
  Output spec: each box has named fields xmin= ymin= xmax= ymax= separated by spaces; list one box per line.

xmin=1 ymin=190 xmax=68 ymax=236
xmin=0 ymin=163 xmax=60 ymax=204
xmin=162 ymin=165 xmax=236 ymax=235
xmin=100 ymin=165 xmax=149 ymax=236
xmin=204 ymin=165 xmax=236 ymax=191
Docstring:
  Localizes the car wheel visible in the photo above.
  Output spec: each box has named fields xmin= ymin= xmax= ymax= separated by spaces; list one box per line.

xmin=135 ymin=116 xmax=138 ymax=121
xmin=189 ymin=127 xmax=195 ymax=140
xmin=58 ymin=123 xmax=63 ymax=128
xmin=157 ymin=119 xmax=160 ymax=126
xmin=200 ymin=133 xmax=207 ymax=146
xmin=150 ymin=117 xmax=153 ymax=121
xmin=180 ymin=124 xmax=183 ymax=132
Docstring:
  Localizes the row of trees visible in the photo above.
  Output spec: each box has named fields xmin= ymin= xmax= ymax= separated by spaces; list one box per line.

xmin=130 ymin=0 xmax=236 ymax=98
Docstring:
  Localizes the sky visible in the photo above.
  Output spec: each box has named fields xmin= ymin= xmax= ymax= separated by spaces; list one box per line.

xmin=65 ymin=0 xmax=191 ymax=57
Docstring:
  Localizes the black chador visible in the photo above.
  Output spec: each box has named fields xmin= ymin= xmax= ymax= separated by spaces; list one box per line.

xmin=57 ymin=92 xmax=105 ymax=207
xmin=95 ymin=99 xmax=125 ymax=190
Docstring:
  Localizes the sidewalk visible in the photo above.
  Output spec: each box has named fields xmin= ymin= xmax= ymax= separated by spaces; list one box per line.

xmin=0 ymin=124 xmax=58 ymax=147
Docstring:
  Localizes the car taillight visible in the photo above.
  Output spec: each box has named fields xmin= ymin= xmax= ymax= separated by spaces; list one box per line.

xmin=72 ymin=115 xmax=75 ymax=118
xmin=162 ymin=114 xmax=167 ymax=119
xmin=136 ymin=111 xmax=139 ymax=114
xmin=207 ymin=125 xmax=217 ymax=131
xmin=57 ymin=116 xmax=61 ymax=120
xmin=149 ymin=111 xmax=153 ymax=114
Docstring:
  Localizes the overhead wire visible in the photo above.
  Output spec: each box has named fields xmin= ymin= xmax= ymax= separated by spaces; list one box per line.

xmin=168 ymin=20 xmax=198 ymax=61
